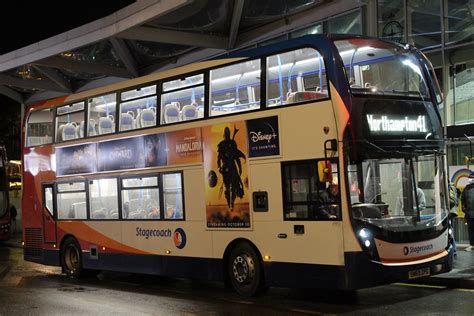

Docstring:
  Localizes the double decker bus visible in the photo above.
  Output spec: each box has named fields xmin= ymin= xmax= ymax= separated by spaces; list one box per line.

xmin=0 ymin=145 xmax=12 ymax=241
xmin=22 ymin=34 xmax=453 ymax=296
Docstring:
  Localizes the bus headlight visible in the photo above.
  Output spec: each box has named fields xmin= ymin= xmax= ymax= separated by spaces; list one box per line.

xmin=359 ymin=228 xmax=369 ymax=239
xmin=358 ymin=228 xmax=373 ymax=248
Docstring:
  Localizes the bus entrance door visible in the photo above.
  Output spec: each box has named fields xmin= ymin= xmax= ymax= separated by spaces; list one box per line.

xmin=42 ymin=184 xmax=57 ymax=243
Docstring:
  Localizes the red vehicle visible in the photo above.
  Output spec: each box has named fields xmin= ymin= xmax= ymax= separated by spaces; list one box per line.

xmin=0 ymin=146 xmax=12 ymax=241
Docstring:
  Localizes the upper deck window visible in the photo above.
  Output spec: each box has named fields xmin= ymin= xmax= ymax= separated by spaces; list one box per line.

xmin=88 ymin=93 xmax=117 ymax=136
xmin=119 ymin=85 xmax=157 ymax=132
xmin=161 ymin=74 xmax=204 ymax=124
xmin=55 ymin=102 xmax=85 ymax=142
xmin=334 ymin=39 xmax=430 ymax=100
xmin=210 ymin=60 xmax=261 ymax=116
xmin=26 ymin=108 xmax=54 ymax=147
xmin=267 ymin=48 xmax=328 ymax=107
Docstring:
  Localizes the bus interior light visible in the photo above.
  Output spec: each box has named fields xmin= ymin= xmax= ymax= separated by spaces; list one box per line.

xmin=263 ymin=255 xmax=271 ymax=261
xmin=364 ymin=240 xmax=371 ymax=247
xmin=101 ymin=246 xmax=106 ymax=251
xmin=166 ymin=250 xmax=171 ymax=254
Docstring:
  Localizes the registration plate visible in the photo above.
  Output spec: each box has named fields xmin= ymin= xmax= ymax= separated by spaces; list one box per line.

xmin=408 ymin=267 xmax=430 ymax=279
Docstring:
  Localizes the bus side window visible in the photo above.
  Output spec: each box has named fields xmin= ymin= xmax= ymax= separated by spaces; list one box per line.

xmin=210 ymin=59 xmax=261 ymax=117
xmin=161 ymin=74 xmax=204 ymax=125
xmin=267 ymin=48 xmax=328 ymax=107
xmin=121 ymin=176 xmax=160 ymax=220
xmin=57 ymin=182 xmax=87 ymax=220
xmin=89 ymin=178 xmax=119 ymax=219
xmin=55 ymin=102 xmax=85 ymax=142
xmin=119 ymin=84 xmax=157 ymax=132
xmin=282 ymin=160 xmax=340 ymax=221
xmin=88 ymin=93 xmax=117 ymax=136
xmin=163 ymin=173 xmax=184 ymax=220
xmin=26 ymin=108 xmax=54 ymax=147
xmin=44 ymin=187 xmax=54 ymax=217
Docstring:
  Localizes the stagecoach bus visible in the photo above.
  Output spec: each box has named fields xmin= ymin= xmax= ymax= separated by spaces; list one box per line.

xmin=22 ymin=34 xmax=453 ymax=296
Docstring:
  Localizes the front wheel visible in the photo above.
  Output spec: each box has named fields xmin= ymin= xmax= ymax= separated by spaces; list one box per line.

xmin=61 ymin=237 xmax=84 ymax=278
xmin=228 ymin=242 xmax=266 ymax=297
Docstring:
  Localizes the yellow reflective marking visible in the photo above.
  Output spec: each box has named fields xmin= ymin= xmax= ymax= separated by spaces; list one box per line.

xmin=394 ymin=282 xmax=447 ymax=289
xmin=455 ymin=288 xmax=474 ymax=293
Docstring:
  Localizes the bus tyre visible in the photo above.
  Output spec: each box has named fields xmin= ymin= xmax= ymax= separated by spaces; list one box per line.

xmin=228 ymin=243 xmax=265 ymax=297
xmin=61 ymin=237 xmax=84 ymax=278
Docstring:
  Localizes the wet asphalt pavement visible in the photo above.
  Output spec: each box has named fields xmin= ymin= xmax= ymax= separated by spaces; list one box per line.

xmin=2 ymin=241 xmax=474 ymax=315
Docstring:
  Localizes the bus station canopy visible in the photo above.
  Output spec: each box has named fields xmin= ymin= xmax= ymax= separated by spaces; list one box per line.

xmin=0 ymin=0 xmax=337 ymax=105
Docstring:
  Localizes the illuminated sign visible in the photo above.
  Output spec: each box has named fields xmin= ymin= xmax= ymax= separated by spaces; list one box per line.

xmin=366 ymin=114 xmax=427 ymax=133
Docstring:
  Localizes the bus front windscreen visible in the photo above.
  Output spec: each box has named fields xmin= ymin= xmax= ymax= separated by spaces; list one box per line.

xmin=334 ymin=38 xmax=430 ymax=100
xmin=347 ymin=154 xmax=448 ymax=232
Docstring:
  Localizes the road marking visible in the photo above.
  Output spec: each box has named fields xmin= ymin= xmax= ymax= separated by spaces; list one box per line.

xmin=455 ymin=288 xmax=474 ymax=293
xmin=288 ymin=308 xmax=330 ymax=315
xmin=394 ymin=283 xmax=447 ymax=289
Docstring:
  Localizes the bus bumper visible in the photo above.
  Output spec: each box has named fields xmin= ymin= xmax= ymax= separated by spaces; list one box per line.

xmin=343 ymin=245 xmax=454 ymax=290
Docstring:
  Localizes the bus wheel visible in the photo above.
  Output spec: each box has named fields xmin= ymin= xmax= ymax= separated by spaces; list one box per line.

xmin=228 ymin=243 xmax=265 ymax=297
xmin=61 ymin=238 xmax=84 ymax=278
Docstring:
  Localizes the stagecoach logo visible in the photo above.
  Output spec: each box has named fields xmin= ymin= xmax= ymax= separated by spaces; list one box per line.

xmin=366 ymin=114 xmax=427 ymax=133
xmin=173 ymin=228 xmax=187 ymax=249
xmin=246 ymin=116 xmax=280 ymax=157
xmin=403 ymin=244 xmax=434 ymax=256
xmin=135 ymin=227 xmax=187 ymax=249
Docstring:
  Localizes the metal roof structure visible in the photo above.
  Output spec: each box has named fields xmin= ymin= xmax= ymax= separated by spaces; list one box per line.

xmin=0 ymin=0 xmax=356 ymax=105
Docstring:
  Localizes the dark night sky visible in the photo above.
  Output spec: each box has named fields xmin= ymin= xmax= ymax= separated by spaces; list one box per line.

xmin=0 ymin=1 xmax=135 ymax=159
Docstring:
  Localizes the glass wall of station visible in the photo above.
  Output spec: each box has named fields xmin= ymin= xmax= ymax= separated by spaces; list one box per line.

xmin=253 ymin=0 xmax=473 ymax=243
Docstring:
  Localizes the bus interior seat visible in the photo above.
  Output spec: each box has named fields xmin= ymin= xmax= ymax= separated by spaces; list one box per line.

xmin=109 ymin=209 xmax=118 ymax=219
xmin=92 ymin=208 xmax=107 ymax=219
xmin=287 ymin=91 xmax=327 ymax=103
xmin=79 ymin=119 xmax=97 ymax=137
xmin=138 ymin=108 xmax=156 ymax=128
xmin=181 ymin=103 xmax=198 ymax=121
xmin=56 ymin=125 xmax=65 ymax=142
xmin=128 ymin=210 xmax=146 ymax=219
xmin=98 ymin=116 xmax=115 ymax=134
xmin=120 ymin=111 xmax=135 ymax=131
xmin=70 ymin=202 xmax=87 ymax=219
xmin=62 ymin=123 xmax=78 ymax=141
xmin=87 ymin=119 xmax=97 ymax=137
xmin=164 ymin=102 xmax=180 ymax=123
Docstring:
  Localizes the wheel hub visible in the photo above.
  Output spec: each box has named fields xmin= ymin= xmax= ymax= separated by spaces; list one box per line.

xmin=232 ymin=254 xmax=255 ymax=284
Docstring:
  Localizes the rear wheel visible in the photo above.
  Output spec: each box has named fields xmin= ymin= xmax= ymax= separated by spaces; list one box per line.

xmin=228 ymin=242 xmax=266 ymax=297
xmin=61 ymin=237 xmax=84 ymax=278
